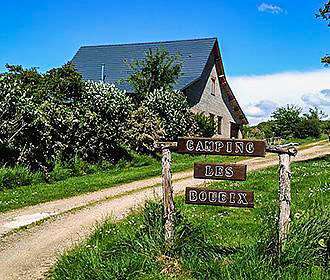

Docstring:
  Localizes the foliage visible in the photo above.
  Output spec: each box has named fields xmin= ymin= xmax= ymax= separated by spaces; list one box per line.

xmin=316 ymin=1 xmax=330 ymax=64
xmin=0 ymin=166 xmax=43 ymax=191
xmin=193 ymin=112 xmax=216 ymax=137
xmin=0 ymin=65 xmax=134 ymax=172
xmin=257 ymin=121 xmax=275 ymax=139
xmin=125 ymin=106 xmax=164 ymax=154
xmin=317 ymin=1 xmax=330 ymax=26
xmin=73 ymin=82 xmax=134 ymax=163
xmin=243 ymin=126 xmax=265 ymax=139
xmin=271 ymin=105 xmax=302 ymax=138
xmin=321 ymin=120 xmax=330 ymax=134
xmin=296 ymin=107 xmax=327 ymax=138
xmin=126 ymin=48 xmax=182 ymax=104
xmin=143 ymin=89 xmax=197 ymax=141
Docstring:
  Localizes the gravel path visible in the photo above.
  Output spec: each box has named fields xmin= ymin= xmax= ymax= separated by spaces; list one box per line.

xmin=0 ymin=141 xmax=329 ymax=280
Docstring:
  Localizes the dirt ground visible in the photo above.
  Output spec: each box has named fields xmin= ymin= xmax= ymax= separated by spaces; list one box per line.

xmin=0 ymin=140 xmax=329 ymax=280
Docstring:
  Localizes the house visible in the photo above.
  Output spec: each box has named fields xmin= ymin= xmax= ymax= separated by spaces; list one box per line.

xmin=71 ymin=37 xmax=248 ymax=138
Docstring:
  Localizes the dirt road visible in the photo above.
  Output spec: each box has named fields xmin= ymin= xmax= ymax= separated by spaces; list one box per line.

xmin=0 ymin=141 xmax=329 ymax=280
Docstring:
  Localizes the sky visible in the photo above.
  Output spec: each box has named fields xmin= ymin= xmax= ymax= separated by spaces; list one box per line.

xmin=1 ymin=0 xmax=329 ymax=124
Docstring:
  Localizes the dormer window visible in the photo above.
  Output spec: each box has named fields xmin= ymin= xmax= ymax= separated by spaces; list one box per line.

xmin=211 ymin=77 xmax=216 ymax=95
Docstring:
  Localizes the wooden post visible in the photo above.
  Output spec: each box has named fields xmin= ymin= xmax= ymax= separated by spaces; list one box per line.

xmin=278 ymin=152 xmax=292 ymax=251
xmin=161 ymin=146 xmax=175 ymax=242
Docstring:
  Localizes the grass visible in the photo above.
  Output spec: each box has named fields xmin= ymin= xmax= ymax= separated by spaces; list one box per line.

xmin=51 ymin=156 xmax=330 ymax=280
xmin=0 ymin=153 xmax=240 ymax=213
xmin=282 ymin=133 xmax=328 ymax=145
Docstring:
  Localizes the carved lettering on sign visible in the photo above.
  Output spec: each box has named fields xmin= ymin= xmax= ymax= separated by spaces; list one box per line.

xmin=194 ymin=163 xmax=247 ymax=181
xmin=179 ymin=137 xmax=266 ymax=157
xmin=185 ymin=187 xmax=254 ymax=208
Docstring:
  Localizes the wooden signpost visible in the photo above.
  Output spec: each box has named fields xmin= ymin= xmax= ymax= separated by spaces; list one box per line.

xmin=194 ymin=163 xmax=247 ymax=181
xmin=186 ymin=187 xmax=254 ymax=208
xmin=157 ymin=138 xmax=297 ymax=252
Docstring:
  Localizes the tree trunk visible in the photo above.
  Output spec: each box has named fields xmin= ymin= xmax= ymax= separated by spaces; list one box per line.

xmin=278 ymin=153 xmax=292 ymax=251
xmin=161 ymin=147 xmax=175 ymax=242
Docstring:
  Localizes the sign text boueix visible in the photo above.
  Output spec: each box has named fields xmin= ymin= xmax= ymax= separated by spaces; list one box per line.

xmin=178 ymin=137 xmax=266 ymax=157
xmin=185 ymin=187 xmax=254 ymax=208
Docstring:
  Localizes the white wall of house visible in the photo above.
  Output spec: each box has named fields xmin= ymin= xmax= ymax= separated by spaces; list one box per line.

xmin=189 ymin=64 xmax=242 ymax=138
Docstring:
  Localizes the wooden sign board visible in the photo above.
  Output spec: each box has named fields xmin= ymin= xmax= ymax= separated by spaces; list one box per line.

xmin=177 ymin=137 xmax=266 ymax=157
xmin=194 ymin=163 xmax=247 ymax=181
xmin=185 ymin=187 xmax=254 ymax=208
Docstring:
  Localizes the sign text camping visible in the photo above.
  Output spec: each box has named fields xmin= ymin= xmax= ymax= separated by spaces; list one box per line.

xmin=194 ymin=163 xmax=247 ymax=181
xmin=185 ymin=187 xmax=254 ymax=208
xmin=177 ymin=137 xmax=266 ymax=157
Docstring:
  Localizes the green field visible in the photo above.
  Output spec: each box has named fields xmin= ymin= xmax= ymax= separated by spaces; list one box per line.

xmin=51 ymin=156 xmax=330 ymax=280
xmin=0 ymin=153 xmax=241 ymax=213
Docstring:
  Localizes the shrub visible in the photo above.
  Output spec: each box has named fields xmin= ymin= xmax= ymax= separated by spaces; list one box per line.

xmin=73 ymin=82 xmax=134 ymax=163
xmin=193 ymin=112 xmax=216 ymax=137
xmin=143 ymin=89 xmax=197 ymax=141
xmin=296 ymin=118 xmax=321 ymax=139
xmin=0 ymin=166 xmax=43 ymax=190
xmin=0 ymin=64 xmax=135 ymax=172
xmin=125 ymin=106 xmax=164 ymax=153
xmin=271 ymin=105 xmax=302 ymax=138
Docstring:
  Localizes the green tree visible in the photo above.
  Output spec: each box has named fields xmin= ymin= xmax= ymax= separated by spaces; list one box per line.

xmin=271 ymin=105 xmax=302 ymax=138
xmin=296 ymin=107 xmax=327 ymax=138
xmin=317 ymin=1 xmax=330 ymax=64
xmin=126 ymin=48 xmax=182 ymax=103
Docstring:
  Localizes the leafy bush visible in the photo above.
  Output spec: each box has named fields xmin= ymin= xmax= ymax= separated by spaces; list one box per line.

xmin=271 ymin=105 xmax=302 ymax=138
xmin=143 ymin=89 xmax=197 ymax=141
xmin=125 ymin=106 xmax=164 ymax=153
xmin=193 ymin=112 xmax=216 ymax=137
xmin=0 ymin=166 xmax=43 ymax=190
xmin=72 ymin=82 xmax=134 ymax=163
xmin=296 ymin=118 xmax=321 ymax=138
xmin=0 ymin=65 xmax=135 ymax=172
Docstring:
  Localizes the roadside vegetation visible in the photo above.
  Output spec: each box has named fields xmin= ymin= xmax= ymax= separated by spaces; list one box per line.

xmin=0 ymin=152 xmax=241 ymax=213
xmin=51 ymin=156 xmax=330 ymax=280
xmin=0 ymin=49 xmax=328 ymax=212
xmin=244 ymin=105 xmax=329 ymax=142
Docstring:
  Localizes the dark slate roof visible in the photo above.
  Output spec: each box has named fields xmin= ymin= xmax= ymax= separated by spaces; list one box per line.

xmin=71 ymin=38 xmax=217 ymax=91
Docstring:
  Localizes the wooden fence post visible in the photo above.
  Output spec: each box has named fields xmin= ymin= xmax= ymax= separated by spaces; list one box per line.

xmin=278 ymin=152 xmax=292 ymax=251
xmin=266 ymin=145 xmax=297 ymax=251
xmin=278 ymin=149 xmax=298 ymax=251
xmin=161 ymin=146 xmax=175 ymax=242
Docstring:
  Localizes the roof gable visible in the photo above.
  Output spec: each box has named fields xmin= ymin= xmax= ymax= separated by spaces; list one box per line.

xmin=71 ymin=38 xmax=217 ymax=91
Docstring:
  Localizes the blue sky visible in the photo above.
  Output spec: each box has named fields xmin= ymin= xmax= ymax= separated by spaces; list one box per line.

xmin=1 ymin=0 xmax=329 ymax=123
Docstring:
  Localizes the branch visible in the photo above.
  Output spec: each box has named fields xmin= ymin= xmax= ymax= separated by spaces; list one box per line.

xmin=154 ymin=141 xmax=178 ymax=150
xmin=265 ymin=145 xmax=298 ymax=156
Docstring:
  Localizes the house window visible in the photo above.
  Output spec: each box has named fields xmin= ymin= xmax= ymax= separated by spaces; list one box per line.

xmin=217 ymin=116 xmax=222 ymax=134
xmin=211 ymin=77 xmax=216 ymax=95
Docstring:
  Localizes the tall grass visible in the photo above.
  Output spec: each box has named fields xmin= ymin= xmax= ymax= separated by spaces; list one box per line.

xmin=51 ymin=156 xmax=330 ymax=280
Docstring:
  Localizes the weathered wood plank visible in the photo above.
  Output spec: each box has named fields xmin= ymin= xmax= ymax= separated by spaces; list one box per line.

xmin=194 ymin=163 xmax=247 ymax=181
xmin=177 ymin=137 xmax=266 ymax=157
xmin=161 ymin=147 xmax=175 ymax=242
xmin=185 ymin=187 xmax=254 ymax=208
xmin=278 ymin=153 xmax=292 ymax=251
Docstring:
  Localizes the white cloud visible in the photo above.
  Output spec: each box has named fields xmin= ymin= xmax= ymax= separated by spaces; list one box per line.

xmin=244 ymin=100 xmax=278 ymax=124
xmin=301 ymin=92 xmax=330 ymax=107
xmin=258 ymin=3 xmax=283 ymax=14
xmin=228 ymin=69 xmax=330 ymax=124
xmin=321 ymin=89 xmax=330 ymax=97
